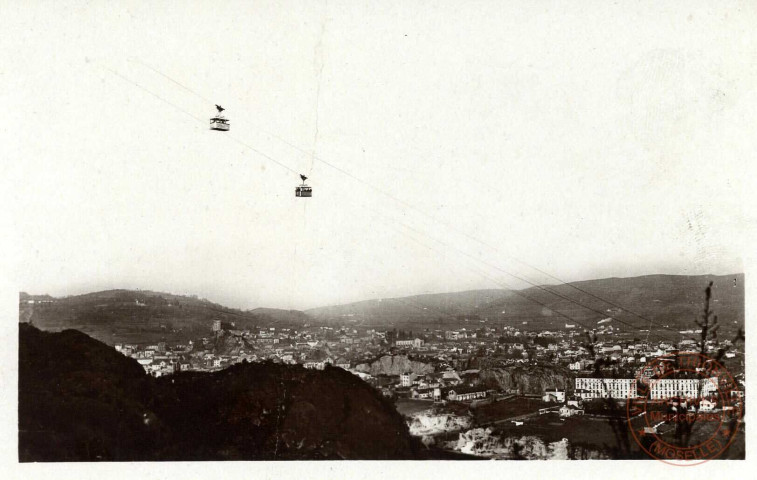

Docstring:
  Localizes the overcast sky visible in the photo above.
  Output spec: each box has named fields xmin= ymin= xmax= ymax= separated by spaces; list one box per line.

xmin=3 ymin=1 xmax=754 ymax=310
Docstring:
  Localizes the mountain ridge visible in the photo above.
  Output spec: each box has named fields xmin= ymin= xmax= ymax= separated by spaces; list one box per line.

xmin=305 ymin=273 xmax=744 ymax=334
xmin=21 ymin=273 xmax=744 ymax=342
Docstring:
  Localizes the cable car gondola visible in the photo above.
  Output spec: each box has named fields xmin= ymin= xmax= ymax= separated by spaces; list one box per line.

xmin=210 ymin=116 xmax=229 ymax=131
xmin=296 ymin=174 xmax=312 ymax=197
xmin=210 ymin=104 xmax=229 ymax=131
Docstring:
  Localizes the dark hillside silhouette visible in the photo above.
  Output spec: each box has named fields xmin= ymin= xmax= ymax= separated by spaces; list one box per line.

xmin=19 ymin=324 xmax=423 ymax=461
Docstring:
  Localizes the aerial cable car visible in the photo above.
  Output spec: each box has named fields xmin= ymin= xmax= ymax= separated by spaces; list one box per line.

xmin=210 ymin=104 xmax=229 ymax=131
xmin=295 ymin=174 xmax=312 ymax=197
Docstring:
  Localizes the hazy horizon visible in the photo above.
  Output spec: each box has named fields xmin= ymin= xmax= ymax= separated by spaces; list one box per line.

xmin=20 ymin=269 xmax=744 ymax=311
xmin=6 ymin=2 xmax=751 ymax=311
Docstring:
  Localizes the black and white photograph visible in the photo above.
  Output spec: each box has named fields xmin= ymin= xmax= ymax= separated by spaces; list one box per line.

xmin=3 ymin=0 xmax=755 ymax=477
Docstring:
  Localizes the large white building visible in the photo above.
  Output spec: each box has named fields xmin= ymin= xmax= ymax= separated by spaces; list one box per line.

xmin=575 ymin=378 xmax=638 ymax=399
xmin=575 ymin=377 xmax=719 ymax=400
xmin=649 ymin=377 xmax=719 ymax=399
xmin=395 ymin=338 xmax=425 ymax=348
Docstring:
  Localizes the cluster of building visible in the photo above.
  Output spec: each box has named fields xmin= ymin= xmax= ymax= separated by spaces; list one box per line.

xmin=115 ymin=322 xmax=394 ymax=376
xmin=111 ymin=318 xmax=744 ymax=420
xmin=115 ymin=341 xmax=193 ymax=377
xmin=540 ymin=389 xmax=587 ymax=418
xmin=371 ymin=369 xmax=496 ymax=403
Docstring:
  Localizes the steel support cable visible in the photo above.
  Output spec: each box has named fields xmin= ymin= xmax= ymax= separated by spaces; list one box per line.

xmin=368 ymin=206 xmax=650 ymax=339
xmin=102 ymin=64 xmax=300 ymax=175
xmin=371 ymin=208 xmax=682 ymax=343
xmin=110 ymin=59 xmax=689 ymax=341
xmin=126 ymin=59 xmax=678 ymax=333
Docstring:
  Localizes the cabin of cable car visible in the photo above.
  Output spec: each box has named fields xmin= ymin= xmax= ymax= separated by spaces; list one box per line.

xmin=295 ymin=185 xmax=312 ymax=197
xmin=296 ymin=174 xmax=312 ymax=197
xmin=210 ymin=116 xmax=230 ymax=131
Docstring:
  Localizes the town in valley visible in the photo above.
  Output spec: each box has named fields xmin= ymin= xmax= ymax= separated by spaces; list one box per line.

xmin=19 ymin=277 xmax=745 ymax=460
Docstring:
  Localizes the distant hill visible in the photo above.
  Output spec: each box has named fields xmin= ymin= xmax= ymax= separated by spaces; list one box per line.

xmin=20 ymin=274 xmax=744 ymax=343
xmin=248 ymin=307 xmax=311 ymax=325
xmin=19 ymin=292 xmax=56 ymax=302
xmin=306 ymin=289 xmax=512 ymax=326
xmin=306 ymin=274 xmax=744 ymax=337
xmin=20 ymin=289 xmax=308 ymax=345
xmin=19 ymin=324 xmax=425 ymax=461
xmin=473 ymin=274 xmax=744 ymax=338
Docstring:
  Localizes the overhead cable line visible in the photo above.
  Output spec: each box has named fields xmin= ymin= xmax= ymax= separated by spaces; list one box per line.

xmin=370 ymin=207 xmax=682 ymax=343
xmin=129 ymin=60 xmax=681 ymax=339
xmin=108 ymin=59 xmax=687 ymax=343
xmin=102 ymin=64 xmax=300 ymax=176
xmin=367 ymin=206 xmax=677 ymax=342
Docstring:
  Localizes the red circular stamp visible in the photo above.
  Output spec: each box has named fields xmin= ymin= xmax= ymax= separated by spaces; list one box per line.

xmin=626 ymin=352 xmax=743 ymax=465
